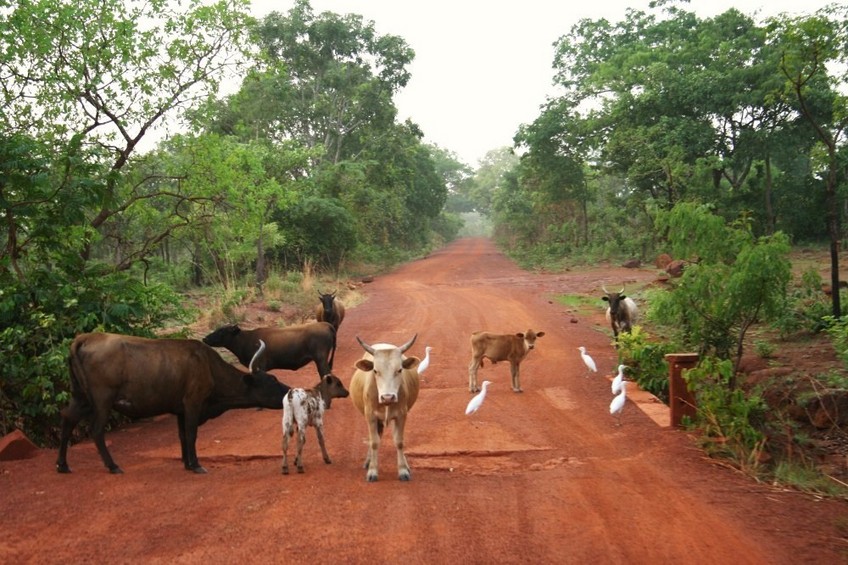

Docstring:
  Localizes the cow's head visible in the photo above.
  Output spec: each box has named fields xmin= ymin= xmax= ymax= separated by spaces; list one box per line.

xmin=601 ymin=285 xmax=628 ymax=316
xmin=355 ymin=335 xmax=418 ymax=405
xmin=202 ymin=324 xmax=241 ymax=347
xmin=317 ymin=290 xmax=337 ymax=312
xmin=518 ymin=329 xmax=545 ymax=350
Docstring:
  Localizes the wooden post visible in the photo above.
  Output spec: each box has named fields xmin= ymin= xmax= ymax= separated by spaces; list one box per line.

xmin=665 ymin=353 xmax=699 ymax=428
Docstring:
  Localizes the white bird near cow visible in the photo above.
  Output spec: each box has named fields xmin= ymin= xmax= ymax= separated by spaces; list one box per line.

xmin=610 ymin=380 xmax=627 ymax=426
xmin=465 ymin=380 xmax=492 ymax=415
xmin=578 ymin=346 xmax=597 ymax=376
xmin=418 ymin=346 xmax=433 ymax=375
xmin=611 ymin=364 xmax=627 ymax=395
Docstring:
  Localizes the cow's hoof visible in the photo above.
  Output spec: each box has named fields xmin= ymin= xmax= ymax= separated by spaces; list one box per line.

xmin=108 ymin=466 xmax=124 ymax=475
xmin=56 ymin=463 xmax=71 ymax=474
xmin=282 ymin=466 xmax=289 ymax=475
xmin=324 ymin=458 xmax=332 ymax=464
xmin=366 ymin=473 xmax=378 ymax=482
xmin=512 ymin=388 xmax=523 ymax=393
xmin=469 ymin=388 xmax=479 ymax=394
xmin=297 ymin=467 xmax=304 ymax=474
xmin=399 ymin=473 xmax=411 ymax=482
xmin=190 ymin=466 xmax=208 ymax=474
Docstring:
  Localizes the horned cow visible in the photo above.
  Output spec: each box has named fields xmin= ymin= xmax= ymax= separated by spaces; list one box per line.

xmin=203 ymin=322 xmax=337 ymax=387
xmin=281 ymin=374 xmax=350 ymax=475
xmin=57 ymin=334 xmax=289 ymax=474
xmin=602 ymin=285 xmax=638 ymax=339
xmin=349 ymin=334 xmax=420 ymax=482
xmin=468 ymin=329 xmax=545 ymax=393
xmin=315 ymin=290 xmax=346 ymax=332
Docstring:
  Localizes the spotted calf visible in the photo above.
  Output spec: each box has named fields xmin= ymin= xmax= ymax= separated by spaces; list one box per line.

xmin=281 ymin=374 xmax=349 ymax=475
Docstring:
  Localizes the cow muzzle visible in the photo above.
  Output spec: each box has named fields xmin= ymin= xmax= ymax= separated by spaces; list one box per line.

xmin=379 ymin=393 xmax=398 ymax=405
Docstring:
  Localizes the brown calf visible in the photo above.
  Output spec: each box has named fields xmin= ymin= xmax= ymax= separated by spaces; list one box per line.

xmin=468 ymin=329 xmax=545 ymax=393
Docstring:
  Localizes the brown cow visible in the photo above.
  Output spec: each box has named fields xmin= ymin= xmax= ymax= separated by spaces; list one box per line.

xmin=468 ymin=329 xmax=545 ymax=393
xmin=57 ymin=334 xmax=289 ymax=474
xmin=349 ymin=335 xmax=419 ymax=482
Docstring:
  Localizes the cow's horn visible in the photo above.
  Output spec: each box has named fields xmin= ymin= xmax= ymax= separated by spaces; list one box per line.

xmin=249 ymin=339 xmax=267 ymax=373
xmin=356 ymin=336 xmax=375 ymax=355
xmin=619 ymin=286 xmax=625 ymax=294
xmin=602 ymin=284 xmax=609 ymax=294
xmin=399 ymin=334 xmax=417 ymax=353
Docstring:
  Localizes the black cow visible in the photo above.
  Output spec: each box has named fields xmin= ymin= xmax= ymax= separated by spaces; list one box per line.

xmin=203 ymin=322 xmax=337 ymax=384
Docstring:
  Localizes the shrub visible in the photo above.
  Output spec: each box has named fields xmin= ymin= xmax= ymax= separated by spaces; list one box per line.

xmin=616 ymin=326 xmax=674 ymax=403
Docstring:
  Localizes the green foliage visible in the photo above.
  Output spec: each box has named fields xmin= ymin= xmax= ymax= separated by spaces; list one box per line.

xmin=0 ymin=265 xmax=185 ymax=445
xmin=276 ymin=195 xmax=357 ymax=269
xmin=772 ymin=268 xmax=832 ymax=336
xmin=650 ymin=203 xmax=791 ymax=368
xmin=823 ymin=315 xmax=848 ymax=368
xmin=615 ymin=326 xmax=674 ymax=403
xmin=684 ymin=357 xmax=768 ymax=472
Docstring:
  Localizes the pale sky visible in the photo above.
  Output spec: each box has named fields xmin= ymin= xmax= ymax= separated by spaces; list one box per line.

xmin=251 ymin=1 xmax=836 ymax=166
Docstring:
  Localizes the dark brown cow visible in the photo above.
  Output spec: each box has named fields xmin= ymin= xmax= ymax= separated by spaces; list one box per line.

xmin=281 ymin=374 xmax=350 ymax=475
xmin=350 ymin=335 xmax=420 ymax=482
xmin=468 ymin=329 xmax=545 ymax=393
xmin=57 ymin=333 xmax=289 ymax=474
xmin=203 ymin=322 xmax=337 ymax=386
xmin=315 ymin=290 xmax=346 ymax=332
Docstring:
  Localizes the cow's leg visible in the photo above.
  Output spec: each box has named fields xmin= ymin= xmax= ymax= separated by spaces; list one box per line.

xmin=177 ymin=414 xmax=189 ymax=467
xmin=281 ymin=423 xmax=293 ymax=475
xmin=511 ymin=362 xmax=522 ymax=393
xmin=181 ymin=409 xmax=206 ymax=473
xmin=295 ymin=426 xmax=307 ymax=473
xmin=89 ymin=403 xmax=122 ymax=474
xmin=56 ymin=399 xmax=85 ymax=473
xmin=364 ymin=417 xmax=381 ymax=482
xmin=468 ymin=356 xmax=482 ymax=393
xmin=393 ymin=415 xmax=411 ymax=481
xmin=315 ymin=424 xmax=332 ymax=465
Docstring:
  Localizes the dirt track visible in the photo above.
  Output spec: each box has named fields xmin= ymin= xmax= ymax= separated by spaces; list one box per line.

xmin=2 ymin=237 xmax=847 ymax=563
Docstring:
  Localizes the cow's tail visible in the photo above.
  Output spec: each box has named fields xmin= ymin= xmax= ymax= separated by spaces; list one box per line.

xmin=66 ymin=338 xmax=94 ymax=414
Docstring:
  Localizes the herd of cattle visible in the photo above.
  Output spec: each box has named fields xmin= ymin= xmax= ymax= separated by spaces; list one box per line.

xmin=56 ymin=287 xmax=637 ymax=481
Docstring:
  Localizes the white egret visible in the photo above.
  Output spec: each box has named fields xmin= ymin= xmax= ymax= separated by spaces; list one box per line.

xmin=578 ymin=346 xmax=597 ymax=376
xmin=611 ymin=364 xmax=627 ymax=395
xmin=418 ymin=346 xmax=433 ymax=375
xmin=610 ymin=381 xmax=627 ymax=426
xmin=465 ymin=380 xmax=492 ymax=415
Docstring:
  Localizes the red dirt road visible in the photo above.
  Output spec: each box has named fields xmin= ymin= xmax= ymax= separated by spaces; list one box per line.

xmin=2 ymin=237 xmax=847 ymax=563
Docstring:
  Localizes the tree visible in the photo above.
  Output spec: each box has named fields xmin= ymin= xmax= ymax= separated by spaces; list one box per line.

xmin=770 ymin=6 xmax=848 ymax=317
xmin=252 ymin=0 xmax=414 ymax=165
xmin=0 ymin=0 xmax=257 ymax=275
xmin=651 ymin=203 xmax=791 ymax=379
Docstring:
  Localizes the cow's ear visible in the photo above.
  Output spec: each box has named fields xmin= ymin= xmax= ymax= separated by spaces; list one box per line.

xmin=402 ymin=356 xmax=420 ymax=370
xmin=355 ymin=359 xmax=374 ymax=372
xmin=601 ymin=296 xmax=610 ymax=302
xmin=515 ymin=332 xmax=524 ymax=338
xmin=536 ymin=332 xmax=545 ymax=338
xmin=619 ymin=294 xmax=627 ymax=299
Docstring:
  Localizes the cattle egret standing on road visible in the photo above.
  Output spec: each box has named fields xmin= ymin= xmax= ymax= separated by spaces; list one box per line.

xmin=578 ymin=346 xmax=597 ymax=376
xmin=465 ymin=381 xmax=492 ymax=415
xmin=612 ymin=364 xmax=627 ymax=395
xmin=418 ymin=346 xmax=433 ymax=375
xmin=610 ymin=381 xmax=627 ymax=426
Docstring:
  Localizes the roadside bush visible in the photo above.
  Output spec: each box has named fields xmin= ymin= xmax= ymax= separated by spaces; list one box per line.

xmin=823 ymin=315 xmax=848 ymax=368
xmin=616 ymin=326 xmax=674 ymax=403
xmin=684 ymin=356 xmax=768 ymax=473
